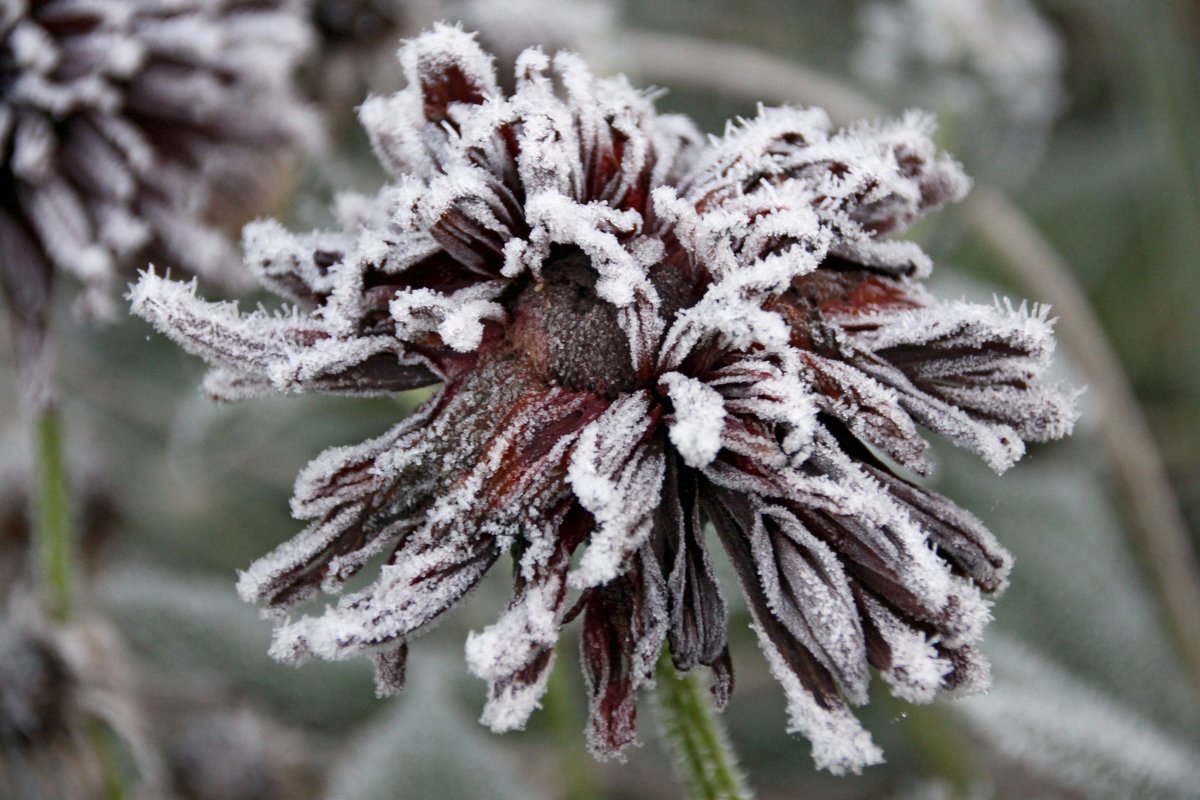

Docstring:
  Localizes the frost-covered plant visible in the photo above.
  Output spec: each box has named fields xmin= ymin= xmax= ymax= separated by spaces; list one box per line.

xmin=131 ymin=26 xmax=1077 ymax=774
xmin=0 ymin=0 xmax=318 ymax=382
xmin=854 ymin=0 xmax=1064 ymax=183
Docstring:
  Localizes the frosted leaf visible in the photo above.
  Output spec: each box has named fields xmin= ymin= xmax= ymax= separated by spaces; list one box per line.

xmin=237 ymin=506 xmax=371 ymax=611
xmin=506 ymin=191 xmax=657 ymax=309
xmin=679 ymin=106 xmax=969 ymax=278
xmin=658 ymin=299 xmax=788 ymax=375
xmin=865 ymin=464 xmax=1011 ymax=595
xmin=467 ymin=604 xmax=559 ymax=731
xmin=372 ymin=643 xmax=409 ymax=697
xmin=242 ymin=219 xmax=346 ymax=304
xmin=362 ymin=23 xmax=498 ymax=179
xmin=466 ymin=515 xmax=573 ymax=732
xmin=957 ymin=636 xmax=1200 ymax=799
xmin=837 ymin=298 xmax=1079 ymax=472
xmin=390 ymin=282 xmax=507 ymax=352
xmin=581 ymin=550 xmax=668 ymax=758
xmin=839 ymin=298 xmax=1056 ymax=358
xmin=799 ymin=351 xmax=933 ymax=474
xmin=235 ymin=406 xmax=445 ymax=608
xmin=128 ymin=270 xmax=437 ymax=399
xmin=680 ymin=105 xmax=835 ymax=209
xmin=858 ymin=592 xmax=952 ymax=703
xmin=657 ymin=457 xmax=728 ymax=675
xmin=269 ymin=533 xmax=500 ymax=665
xmin=708 ymin=352 xmax=820 ymax=464
xmin=713 ymin=430 xmax=994 ymax=644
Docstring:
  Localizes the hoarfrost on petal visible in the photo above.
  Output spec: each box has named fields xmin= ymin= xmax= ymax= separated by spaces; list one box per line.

xmin=659 ymin=372 xmax=726 ymax=469
xmin=269 ymin=534 xmax=500 ymax=664
xmin=751 ymin=615 xmax=883 ymax=775
xmin=568 ymin=393 xmax=666 ymax=588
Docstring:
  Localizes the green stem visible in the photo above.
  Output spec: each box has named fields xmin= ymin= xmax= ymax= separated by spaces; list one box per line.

xmin=32 ymin=409 xmax=132 ymax=798
xmin=33 ymin=405 xmax=74 ymax=621
xmin=653 ymin=650 xmax=752 ymax=800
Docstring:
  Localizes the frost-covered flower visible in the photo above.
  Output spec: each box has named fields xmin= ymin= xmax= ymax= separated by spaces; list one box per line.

xmin=0 ymin=0 xmax=318 ymax=375
xmin=130 ymin=27 xmax=1077 ymax=774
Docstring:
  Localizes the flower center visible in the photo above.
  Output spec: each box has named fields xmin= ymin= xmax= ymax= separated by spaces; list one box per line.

xmin=512 ymin=248 xmax=641 ymax=396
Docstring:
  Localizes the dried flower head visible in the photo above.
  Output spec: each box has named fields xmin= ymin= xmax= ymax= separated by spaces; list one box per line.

xmin=131 ymin=26 xmax=1077 ymax=774
xmin=0 ymin=0 xmax=318 ymax=381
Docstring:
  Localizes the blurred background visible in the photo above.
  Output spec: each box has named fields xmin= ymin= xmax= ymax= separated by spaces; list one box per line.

xmin=2 ymin=0 xmax=1199 ymax=798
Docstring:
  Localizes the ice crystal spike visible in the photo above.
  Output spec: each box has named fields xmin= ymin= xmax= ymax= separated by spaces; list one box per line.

xmin=131 ymin=26 xmax=1078 ymax=775
xmin=0 ymin=0 xmax=319 ymax=371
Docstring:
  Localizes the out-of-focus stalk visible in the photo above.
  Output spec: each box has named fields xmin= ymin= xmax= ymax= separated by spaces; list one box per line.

xmin=654 ymin=650 xmax=752 ymax=800
xmin=34 ymin=404 xmax=74 ymax=621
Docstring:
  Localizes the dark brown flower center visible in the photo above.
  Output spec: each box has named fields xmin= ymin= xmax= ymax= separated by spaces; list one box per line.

xmin=511 ymin=248 xmax=641 ymax=396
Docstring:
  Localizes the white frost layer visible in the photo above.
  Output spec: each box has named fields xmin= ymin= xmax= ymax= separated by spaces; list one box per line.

xmin=750 ymin=617 xmax=884 ymax=776
xmin=752 ymin=505 xmax=870 ymax=703
xmin=390 ymin=282 xmax=506 ymax=352
xmin=268 ymin=534 xmax=493 ymax=664
xmin=568 ymin=393 xmax=665 ymax=588
xmin=466 ymin=575 xmax=563 ymax=732
xmin=860 ymin=593 xmax=952 ymax=703
xmin=660 ymin=372 xmax=726 ymax=469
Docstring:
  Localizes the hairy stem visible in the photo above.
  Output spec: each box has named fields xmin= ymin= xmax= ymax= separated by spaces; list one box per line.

xmin=653 ymin=651 xmax=752 ymax=800
xmin=627 ymin=28 xmax=1200 ymax=687
xmin=34 ymin=404 xmax=74 ymax=621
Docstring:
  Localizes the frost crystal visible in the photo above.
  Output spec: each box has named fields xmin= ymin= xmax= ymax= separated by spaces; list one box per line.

xmin=131 ymin=26 xmax=1078 ymax=774
xmin=0 ymin=0 xmax=318 ymax=380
